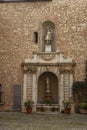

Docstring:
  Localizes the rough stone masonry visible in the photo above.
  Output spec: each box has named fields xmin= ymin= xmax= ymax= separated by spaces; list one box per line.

xmin=0 ymin=0 xmax=87 ymax=110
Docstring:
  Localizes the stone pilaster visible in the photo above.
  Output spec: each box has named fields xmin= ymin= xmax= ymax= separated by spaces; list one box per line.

xmin=70 ymin=73 xmax=74 ymax=113
xmin=27 ymin=73 xmax=33 ymax=99
xmin=32 ymin=73 xmax=37 ymax=112
xmin=63 ymin=72 xmax=70 ymax=101
xmin=70 ymin=73 xmax=73 ymax=98
xmin=59 ymin=73 xmax=64 ymax=112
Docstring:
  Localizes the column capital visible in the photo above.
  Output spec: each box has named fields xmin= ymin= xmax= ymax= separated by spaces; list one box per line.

xmin=60 ymin=69 xmax=74 ymax=74
xmin=21 ymin=64 xmax=37 ymax=73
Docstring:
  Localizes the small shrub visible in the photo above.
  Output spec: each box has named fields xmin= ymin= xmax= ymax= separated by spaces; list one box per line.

xmin=80 ymin=103 xmax=87 ymax=110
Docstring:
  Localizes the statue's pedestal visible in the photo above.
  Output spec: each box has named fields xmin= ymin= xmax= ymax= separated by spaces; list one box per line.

xmin=45 ymin=92 xmax=52 ymax=101
xmin=36 ymin=104 xmax=59 ymax=112
xmin=45 ymin=44 xmax=51 ymax=52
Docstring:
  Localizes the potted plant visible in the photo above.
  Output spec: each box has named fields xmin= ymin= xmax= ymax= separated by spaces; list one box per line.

xmin=24 ymin=99 xmax=34 ymax=114
xmin=44 ymin=100 xmax=52 ymax=106
xmin=79 ymin=102 xmax=87 ymax=114
xmin=72 ymin=81 xmax=87 ymax=113
xmin=63 ymin=100 xmax=72 ymax=114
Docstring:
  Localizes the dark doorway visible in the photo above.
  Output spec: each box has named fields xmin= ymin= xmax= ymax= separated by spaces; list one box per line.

xmin=13 ymin=85 xmax=21 ymax=110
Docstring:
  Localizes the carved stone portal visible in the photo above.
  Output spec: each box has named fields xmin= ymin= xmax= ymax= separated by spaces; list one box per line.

xmin=21 ymin=18 xmax=74 ymax=113
xmin=21 ymin=51 xmax=75 ymax=113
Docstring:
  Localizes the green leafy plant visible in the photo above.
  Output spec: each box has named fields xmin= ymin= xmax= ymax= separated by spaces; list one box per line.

xmin=72 ymin=81 xmax=86 ymax=90
xmin=63 ymin=97 xmax=73 ymax=108
xmin=79 ymin=103 xmax=87 ymax=110
xmin=62 ymin=99 xmax=72 ymax=114
xmin=24 ymin=99 xmax=34 ymax=109
xmin=44 ymin=100 xmax=52 ymax=105
xmin=63 ymin=100 xmax=71 ymax=108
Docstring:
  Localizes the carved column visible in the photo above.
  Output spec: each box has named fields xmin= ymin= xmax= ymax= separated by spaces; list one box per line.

xmin=70 ymin=73 xmax=74 ymax=113
xmin=59 ymin=73 xmax=64 ymax=112
xmin=70 ymin=73 xmax=73 ymax=98
xmin=32 ymin=73 xmax=37 ymax=112
xmin=63 ymin=72 xmax=70 ymax=101
xmin=59 ymin=68 xmax=74 ymax=112
xmin=27 ymin=73 xmax=33 ymax=99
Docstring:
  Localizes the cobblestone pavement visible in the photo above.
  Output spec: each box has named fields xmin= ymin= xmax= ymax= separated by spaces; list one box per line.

xmin=0 ymin=112 xmax=87 ymax=130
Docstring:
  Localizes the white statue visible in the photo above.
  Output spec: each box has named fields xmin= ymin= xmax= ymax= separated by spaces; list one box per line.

xmin=45 ymin=77 xmax=50 ymax=93
xmin=45 ymin=27 xmax=53 ymax=44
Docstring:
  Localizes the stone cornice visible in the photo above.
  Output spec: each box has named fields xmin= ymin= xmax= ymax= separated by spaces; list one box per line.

xmin=21 ymin=62 xmax=75 ymax=73
xmin=21 ymin=62 xmax=75 ymax=66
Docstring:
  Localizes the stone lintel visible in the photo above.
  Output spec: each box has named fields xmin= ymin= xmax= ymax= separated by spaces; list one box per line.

xmin=21 ymin=62 xmax=75 ymax=73
xmin=21 ymin=62 xmax=75 ymax=66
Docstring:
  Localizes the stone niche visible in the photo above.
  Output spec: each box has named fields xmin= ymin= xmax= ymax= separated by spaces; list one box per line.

xmin=41 ymin=20 xmax=55 ymax=52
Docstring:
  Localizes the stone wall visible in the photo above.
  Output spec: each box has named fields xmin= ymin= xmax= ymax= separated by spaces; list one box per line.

xmin=0 ymin=0 xmax=87 ymax=110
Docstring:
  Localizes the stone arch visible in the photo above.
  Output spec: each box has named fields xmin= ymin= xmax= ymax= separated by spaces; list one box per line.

xmin=37 ymin=69 xmax=59 ymax=79
xmin=37 ymin=71 xmax=58 ymax=104
xmin=41 ymin=20 xmax=55 ymax=52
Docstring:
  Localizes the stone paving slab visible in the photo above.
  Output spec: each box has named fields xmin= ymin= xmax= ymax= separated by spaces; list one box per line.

xmin=0 ymin=112 xmax=87 ymax=130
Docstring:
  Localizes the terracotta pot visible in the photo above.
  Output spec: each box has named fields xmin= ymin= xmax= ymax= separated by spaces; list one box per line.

xmin=26 ymin=107 xmax=32 ymax=114
xmin=65 ymin=108 xmax=71 ymax=114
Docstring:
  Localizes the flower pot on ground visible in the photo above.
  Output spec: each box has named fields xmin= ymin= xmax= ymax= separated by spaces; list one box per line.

xmin=26 ymin=107 xmax=32 ymax=113
xmin=63 ymin=100 xmax=72 ymax=114
xmin=65 ymin=107 xmax=71 ymax=114
xmin=24 ymin=99 xmax=34 ymax=114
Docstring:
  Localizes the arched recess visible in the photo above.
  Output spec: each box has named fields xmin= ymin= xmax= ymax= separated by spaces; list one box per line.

xmin=37 ymin=71 xmax=58 ymax=104
xmin=42 ymin=21 xmax=55 ymax=52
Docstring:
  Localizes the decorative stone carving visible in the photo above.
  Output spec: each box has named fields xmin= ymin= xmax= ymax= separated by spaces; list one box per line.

xmin=22 ymin=51 xmax=75 ymax=113
xmin=22 ymin=64 xmax=37 ymax=73
xmin=60 ymin=69 xmax=74 ymax=74
xmin=40 ymin=53 xmax=55 ymax=60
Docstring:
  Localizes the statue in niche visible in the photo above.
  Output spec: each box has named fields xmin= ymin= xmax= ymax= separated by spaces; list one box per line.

xmin=45 ymin=27 xmax=53 ymax=45
xmin=45 ymin=77 xmax=50 ymax=93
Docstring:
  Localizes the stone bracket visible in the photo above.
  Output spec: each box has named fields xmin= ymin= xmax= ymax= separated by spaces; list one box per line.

xmin=21 ymin=64 xmax=37 ymax=73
